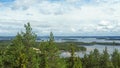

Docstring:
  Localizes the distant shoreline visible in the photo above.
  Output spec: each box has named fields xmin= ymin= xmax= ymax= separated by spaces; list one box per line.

xmin=1 ymin=36 xmax=120 ymax=41
xmin=0 ymin=40 xmax=119 ymax=46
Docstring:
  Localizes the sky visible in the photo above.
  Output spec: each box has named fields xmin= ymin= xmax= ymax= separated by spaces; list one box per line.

xmin=0 ymin=0 xmax=120 ymax=36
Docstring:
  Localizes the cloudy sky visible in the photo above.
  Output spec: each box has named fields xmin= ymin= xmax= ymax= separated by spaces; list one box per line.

xmin=0 ymin=0 xmax=120 ymax=36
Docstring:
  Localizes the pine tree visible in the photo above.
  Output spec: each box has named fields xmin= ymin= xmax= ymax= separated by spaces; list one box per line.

xmin=87 ymin=51 xmax=94 ymax=68
xmin=82 ymin=53 xmax=88 ymax=68
xmin=39 ymin=32 xmax=61 ymax=68
xmin=111 ymin=49 xmax=120 ymax=68
xmin=2 ymin=23 xmax=38 ymax=68
xmin=84 ymin=49 xmax=100 ymax=68
xmin=22 ymin=22 xmax=37 ymax=48
xmin=67 ymin=44 xmax=82 ymax=68
xmin=100 ymin=47 xmax=114 ymax=68
xmin=68 ymin=44 xmax=75 ymax=68
xmin=93 ymin=48 xmax=100 ymax=68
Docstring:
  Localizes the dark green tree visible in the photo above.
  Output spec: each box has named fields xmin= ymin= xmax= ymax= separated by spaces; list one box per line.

xmin=82 ymin=53 xmax=88 ymax=68
xmin=2 ymin=23 xmax=39 ymax=68
xmin=111 ymin=49 xmax=120 ymax=68
xmin=86 ymin=51 xmax=94 ymax=68
xmin=84 ymin=49 xmax=100 ymax=68
xmin=22 ymin=23 xmax=37 ymax=48
xmin=67 ymin=44 xmax=82 ymax=68
xmin=92 ymin=48 xmax=100 ymax=68
xmin=100 ymin=47 xmax=114 ymax=68
xmin=39 ymin=32 xmax=61 ymax=68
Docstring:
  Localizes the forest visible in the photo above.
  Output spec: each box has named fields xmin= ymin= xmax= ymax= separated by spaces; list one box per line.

xmin=0 ymin=23 xmax=120 ymax=68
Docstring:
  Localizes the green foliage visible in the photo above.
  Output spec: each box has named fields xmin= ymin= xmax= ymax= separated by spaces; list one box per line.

xmin=99 ymin=47 xmax=111 ymax=68
xmin=111 ymin=49 xmax=120 ymax=68
xmin=22 ymin=23 xmax=37 ymax=47
xmin=56 ymin=42 xmax=86 ymax=52
xmin=0 ymin=23 xmax=38 ymax=68
xmin=67 ymin=44 xmax=82 ymax=68
xmin=39 ymin=32 xmax=62 ymax=68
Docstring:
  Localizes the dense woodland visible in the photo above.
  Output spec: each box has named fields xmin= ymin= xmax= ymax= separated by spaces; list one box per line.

xmin=0 ymin=23 xmax=120 ymax=68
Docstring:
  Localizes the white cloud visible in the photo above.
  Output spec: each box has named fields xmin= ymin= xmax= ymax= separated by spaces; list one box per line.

xmin=99 ymin=20 xmax=110 ymax=26
xmin=0 ymin=0 xmax=120 ymax=36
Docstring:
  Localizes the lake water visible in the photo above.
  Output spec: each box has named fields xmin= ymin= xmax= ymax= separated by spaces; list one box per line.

xmin=60 ymin=45 xmax=120 ymax=57
xmin=84 ymin=45 xmax=120 ymax=54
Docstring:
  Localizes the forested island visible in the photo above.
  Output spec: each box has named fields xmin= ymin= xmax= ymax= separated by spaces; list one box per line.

xmin=0 ymin=23 xmax=120 ymax=68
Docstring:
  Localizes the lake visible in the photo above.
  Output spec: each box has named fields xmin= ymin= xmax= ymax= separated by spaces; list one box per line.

xmin=61 ymin=45 xmax=120 ymax=57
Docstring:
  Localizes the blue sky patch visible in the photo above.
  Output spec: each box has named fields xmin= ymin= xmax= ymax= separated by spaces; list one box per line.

xmin=0 ymin=0 xmax=14 ymax=3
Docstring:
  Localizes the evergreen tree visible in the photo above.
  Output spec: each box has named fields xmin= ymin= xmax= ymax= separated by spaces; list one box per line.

xmin=39 ymin=32 xmax=61 ymax=68
xmin=87 ymin=51 xmax=94 ymax=68
xmin=84 ymin=49 xmax=100 ymax=68
xmin=100 ymin=47 xmax=114 ymax=68
xmin=92 ymin=48 xmax=100 ymax=68
xmin=2 ymin=23 xmax=38 ymax=68
xmin=22 ymin=23 xmax=37 ymax=48
xmin=82 ymin=53 xmax=88 ymax=68
xmin=67 ymin=44 xmax=82 ymax=68
xmin=111 ymin=49 xmax=120 ymax=68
